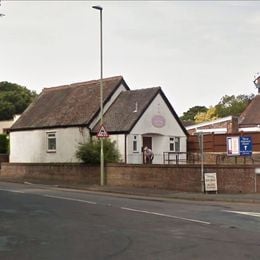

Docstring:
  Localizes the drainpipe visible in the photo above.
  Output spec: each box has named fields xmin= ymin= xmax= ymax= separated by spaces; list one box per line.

xmin=124 ymin=134 xmax=127 ymax=163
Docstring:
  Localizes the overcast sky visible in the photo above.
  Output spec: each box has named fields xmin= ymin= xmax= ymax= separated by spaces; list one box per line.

xmin=0 ymin=1 xmax=260 ymax=116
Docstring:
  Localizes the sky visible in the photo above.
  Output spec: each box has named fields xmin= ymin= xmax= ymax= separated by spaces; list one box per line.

xmin=0 ymin=1 xmax=260 ymax=116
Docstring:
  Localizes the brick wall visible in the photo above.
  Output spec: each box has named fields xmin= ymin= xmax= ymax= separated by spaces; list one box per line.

xmin=106 ymin=164 xmax=257 ymax=193
xmin=1 ymin=163 xmax=260 ymax=193
xmin=0 ymin=163 xmax=99 ymax=185
xmin=0 ymin=154 xmax=9 ymax=167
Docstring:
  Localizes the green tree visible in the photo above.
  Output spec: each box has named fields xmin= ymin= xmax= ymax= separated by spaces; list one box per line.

xmin=0 ymin=81 xmax=37 ymax=120
xmin=76 ymin=138 xmax=121 ymax=164
xmin=0 ymin=134 xmax=9 ymax=154
xmin=215 ymin=94 xmax=254 ymax=118
xmin=180 ymin=106 xmax=208 ymax=122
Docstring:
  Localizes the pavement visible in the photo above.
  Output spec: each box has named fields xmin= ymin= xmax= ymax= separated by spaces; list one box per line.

xmin=1 ymin=178 xmax=260 ymax=203
xmin=55 ymin=184 xmax=260 ymax=204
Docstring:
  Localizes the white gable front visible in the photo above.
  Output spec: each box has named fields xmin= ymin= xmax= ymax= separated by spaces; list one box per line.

xmin=126 ymin=93 xmax=187 ymax=164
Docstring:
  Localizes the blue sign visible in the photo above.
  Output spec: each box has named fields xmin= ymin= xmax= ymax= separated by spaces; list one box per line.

xmin=239 ymin=136 xmax=252 ymax=156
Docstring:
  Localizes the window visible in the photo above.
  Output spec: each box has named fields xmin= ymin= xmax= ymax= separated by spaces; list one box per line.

xmin=169 ymin=137 xmax=180 ymax=152
xmin=133 ymin=135 xmax=138 ymax=152
xmin=47 ymin=132 xmax=56 ymax=152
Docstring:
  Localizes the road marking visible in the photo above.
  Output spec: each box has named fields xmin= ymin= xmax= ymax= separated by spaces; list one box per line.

xmin=0 ymin=188 xmax=25 ymax=193
xmin=44 ymin=195 xmax=97 ymax=205
xmin=121 ymin=207 xmax=211 ymax=225
xmin=223 ymin=210 xmax=260 ymax=218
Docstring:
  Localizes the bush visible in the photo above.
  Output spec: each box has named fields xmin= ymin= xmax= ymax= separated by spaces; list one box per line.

xmin=0 ymin=134 xmax=9 ymax=154
xmin=76 ymin=138 xmax=120 ymax=164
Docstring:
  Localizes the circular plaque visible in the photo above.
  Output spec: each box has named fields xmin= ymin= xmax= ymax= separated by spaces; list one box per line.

xmin=152 ymin=115 xmax=166 ymax=128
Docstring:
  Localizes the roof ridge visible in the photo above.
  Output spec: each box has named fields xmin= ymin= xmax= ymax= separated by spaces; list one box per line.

xmin=125 ymin=86 xmax=161 ymax=93
xmin=43 ymin=75 xmax=123 ymax=92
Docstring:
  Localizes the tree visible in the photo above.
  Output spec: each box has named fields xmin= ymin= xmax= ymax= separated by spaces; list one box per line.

xmin=0 ymin=134 xmax=9 ymax=154
xmin=180 ymin=106 xmax=208 ymax=122
xmin=215 ymin=94 xmax=254 ymax=118
xmin=76 ymin=138 xmax=121 ymax=164
xmin=0 ymin=81 xmax=37 ymax=120
xmin=195 ymin=106 xmax=218 ymax=123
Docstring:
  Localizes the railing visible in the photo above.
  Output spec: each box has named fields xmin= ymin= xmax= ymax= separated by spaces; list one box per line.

xmin=163 ymin=152 xmax=197 ymax=164
xmin=163 ymin=152 xmax=256 ymax=165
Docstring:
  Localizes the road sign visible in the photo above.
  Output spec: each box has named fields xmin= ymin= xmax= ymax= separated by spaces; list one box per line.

xmin=239 ymin=136 xmax=252 ymax=156
xmin=96 ymin=125 xmax=109 ymax=138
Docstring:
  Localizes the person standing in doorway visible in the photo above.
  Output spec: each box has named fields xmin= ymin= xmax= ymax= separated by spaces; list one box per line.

xmin=144 ymin=146 xmax=154 ymax=164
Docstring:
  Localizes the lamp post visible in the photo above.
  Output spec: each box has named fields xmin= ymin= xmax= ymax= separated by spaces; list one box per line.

xmin=197 ymin=131 xmax=205 ymax=193
xmin=92 ymin=5 xmax=105 ymax=186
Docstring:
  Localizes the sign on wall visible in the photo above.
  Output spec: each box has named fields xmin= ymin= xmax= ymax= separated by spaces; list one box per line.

xmin=227 ymin=136 xmax=253 ymax=156
xmin=227 ymin=136 xmax=240 ymax=156
xmin=204 ymin=172 xmax=218 ymax=192
xmin=239 ymin=136 xmax=252 ymax=156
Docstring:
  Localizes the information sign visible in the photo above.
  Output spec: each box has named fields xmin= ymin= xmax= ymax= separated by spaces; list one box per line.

xmin=204 ymin=173 xmax=218 ymax=192
xmin=227 ymin=136 xmax=253 ymax=156
xmin=239 ymin=136 xmax=252 ymax=156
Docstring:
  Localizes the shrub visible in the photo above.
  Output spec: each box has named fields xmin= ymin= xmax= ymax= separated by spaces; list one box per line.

xmin=0 ymin=134 xmax=9 ymax=154
xmin=76 ymin=138 xmax=120 ymax=164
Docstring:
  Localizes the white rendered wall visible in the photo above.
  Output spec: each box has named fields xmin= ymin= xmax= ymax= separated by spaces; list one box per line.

xmin=109 ymin=134 xmax=125 ymax=162
xmin=10 ymin=127 xmax=90 ymax=163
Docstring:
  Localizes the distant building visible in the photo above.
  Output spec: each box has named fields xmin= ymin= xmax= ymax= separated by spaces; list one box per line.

xmin=0 ymin=115 xmax=20 ymax=134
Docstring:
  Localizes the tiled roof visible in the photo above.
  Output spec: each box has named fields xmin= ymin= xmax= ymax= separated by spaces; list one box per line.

xmin=11 ymin=76 xmax=127 ymax=130
xmin=239 ymin=94 xmax=260 ymax=127
xmin=92 ymin=87 xmax=188 ymax=135
xmin=92 ymin=87 xmax=160 ymax=133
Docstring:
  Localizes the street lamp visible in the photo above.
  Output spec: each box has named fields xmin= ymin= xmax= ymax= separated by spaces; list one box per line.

xmin=92 ymin=5 xmax=105 ymax=186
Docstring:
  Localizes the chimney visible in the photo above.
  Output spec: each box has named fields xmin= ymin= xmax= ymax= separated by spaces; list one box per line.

xmin=227 ymin=116 xmax=239 ymax=133
xmin=254 ymin=74 xmax=260 ymax=94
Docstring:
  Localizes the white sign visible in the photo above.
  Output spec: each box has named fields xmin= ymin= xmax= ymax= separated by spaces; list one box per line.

xmin=96 ymin=125 xmax=109 ymax=138
xmin=227 ymin=136 xmax=240 ymax=156
xmin=204 ymin=172 xmax=218 ymax=192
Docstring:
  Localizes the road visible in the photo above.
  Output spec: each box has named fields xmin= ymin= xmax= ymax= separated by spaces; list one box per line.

xmin=0 ymin=181 xmax=260 ymax=260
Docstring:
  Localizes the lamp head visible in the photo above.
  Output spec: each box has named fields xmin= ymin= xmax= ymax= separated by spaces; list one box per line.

xmin=92 ymin=6 xmax=103 ymax=11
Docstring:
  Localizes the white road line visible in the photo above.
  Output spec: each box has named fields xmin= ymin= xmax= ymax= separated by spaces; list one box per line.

xmin=44 ymin=195 xmax=97 ymax=205
xmin=121 ymin=207 xmax=211 ymax=225
xmin=223 ymin=210 xmax=260 ymax=218
xmin=0 ymin=188 xmax=25 ymax=193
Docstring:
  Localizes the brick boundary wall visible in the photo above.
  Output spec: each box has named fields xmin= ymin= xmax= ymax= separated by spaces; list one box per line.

xmin=0 ymin=154 xmax=9 ymax=168
xmin=0 ymin=163 xmax=99 ymax=185
xmin=106 ymin=164 xmax=259 ymax=193
xmin=1 ymin=163 xmax=260 ymax=193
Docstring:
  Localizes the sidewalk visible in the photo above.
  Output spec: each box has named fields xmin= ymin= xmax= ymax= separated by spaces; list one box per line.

xmin=57 ymin=184 xmax=260 ymax=204
xmin=1 ymin=177 xmax=260 ymax=203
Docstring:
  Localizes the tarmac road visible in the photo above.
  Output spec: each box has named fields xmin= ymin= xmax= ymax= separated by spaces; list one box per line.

xmin=0 ymin=181 xmax=260 ymax=260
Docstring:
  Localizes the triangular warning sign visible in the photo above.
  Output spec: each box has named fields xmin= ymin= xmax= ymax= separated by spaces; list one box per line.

xmin=96 ymin=125 xmax=109 ymax=138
